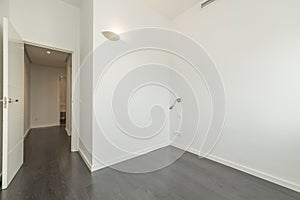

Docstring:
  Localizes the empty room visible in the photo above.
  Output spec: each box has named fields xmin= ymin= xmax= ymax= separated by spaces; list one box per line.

xmin=0 ymin=0 xmax=299 ymax=199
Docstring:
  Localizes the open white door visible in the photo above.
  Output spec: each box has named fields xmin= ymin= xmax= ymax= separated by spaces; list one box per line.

xmin=1 ymin=18 xmax=24 ymax=189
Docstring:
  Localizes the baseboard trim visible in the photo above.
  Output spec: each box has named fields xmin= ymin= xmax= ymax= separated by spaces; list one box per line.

xmin=91 ymin=162 xmax=104 ymax=172
xmin=172 ymin=143 xmax=300 ymax=193
xmin=207 ymin=154 xmax=300 ymax=193
xmin=65 ymin=128 xmax=71 ymax=136
xmin=78 ymin=147 xmax=92 ymax=171
xmin=30 ymin=124 xmax=60 ymax=129
xmin=24 ymin=128 xmax=31 ymax=139
xmin=91 ymin=142 xmax=170 ymax=172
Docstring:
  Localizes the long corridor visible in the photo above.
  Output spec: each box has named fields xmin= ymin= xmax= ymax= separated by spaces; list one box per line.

xmin=0 ymin=127 xmax=299 ymax=200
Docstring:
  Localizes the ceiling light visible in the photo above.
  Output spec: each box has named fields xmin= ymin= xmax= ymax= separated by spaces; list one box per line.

xmin=102 ymin=31 xmax=120 ymax=41
xmin=47 ymin=50 xmax=51 ymax=54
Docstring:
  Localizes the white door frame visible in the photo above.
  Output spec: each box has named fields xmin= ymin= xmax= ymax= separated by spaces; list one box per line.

xmin=24 ymin=40 xmax=77 ymax=152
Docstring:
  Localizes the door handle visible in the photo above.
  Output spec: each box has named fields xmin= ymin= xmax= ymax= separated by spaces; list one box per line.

xmin=8 ymin=98 xmax=19 ymax=103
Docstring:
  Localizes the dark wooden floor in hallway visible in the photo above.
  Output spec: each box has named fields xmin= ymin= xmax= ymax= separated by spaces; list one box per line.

xmin=0 ymin=126 xmax=299 ymax=200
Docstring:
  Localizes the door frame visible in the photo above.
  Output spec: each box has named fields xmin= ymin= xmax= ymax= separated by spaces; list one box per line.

xmin=24 ymin=41 xmax=76 ymax=152
xmin=58 ymin=75 xmax=67 ymax=126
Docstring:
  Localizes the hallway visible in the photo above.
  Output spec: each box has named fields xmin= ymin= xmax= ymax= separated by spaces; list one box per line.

xmin=0 ymin=127 xmax=299 ymax=200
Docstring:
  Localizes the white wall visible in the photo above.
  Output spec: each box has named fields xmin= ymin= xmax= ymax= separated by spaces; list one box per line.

xmin=8 ymin=0 xmax=79 ymax=54
xmin=24 ymin=54 xmax=31 ymax=135
xmin=30 ymin=64 xmax=66 ymax=128
xmin=0 ymin=0 xmax=9 ymax=17
xmin=0 ymin=18 xmax=4 ymax=175
xmin=171 ymin=0 xmax=300 ymax=191
xmin=78 ymin=0 xmax=94 ymax=168
xmin=83 ymin=0 xmax=171 ymax=170
xmin=8 ymin=0 xmax=80 ymax=150
xmin=92 ymin=50 xmax=171 ymax=170
xmin=80 ymin=0 xmax=93 ymax=63
xmin=93 ymin=0 xmax=170 ymax=47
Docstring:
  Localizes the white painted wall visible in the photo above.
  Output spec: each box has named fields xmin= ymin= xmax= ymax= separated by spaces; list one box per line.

xmin=169 ymin=53 xmax=212 ymax=153
xmin=30 ymin=64 xmax=66 ymax=128
xmin=78 ymin=54 xmax=93 ymax=167
xmin=0 ymin=0 xmax=9 ymax=17
xmin=85 ymin=0 xmax=171 ymax=170
xmin=24 ymin=54 xmax=31 ymax=135
xmin=8 ymin=0 xmax=79 ymax=54
xmin=8 ymin=0 xmax=80 ymax=150
xmin=171 ymin=0 xmax=300 ymax=191
xmin=80 ymin=0 xmax=93 ymax=63
xmin=78 ymin=0 xmax=94 ymax=168
xmin=0 ymin=18 xmax=4 ymax=175
xmin=93 ymin=0 xmax=170 ymax=48
xmin=92 ymin=50 xmax=171 ymax=170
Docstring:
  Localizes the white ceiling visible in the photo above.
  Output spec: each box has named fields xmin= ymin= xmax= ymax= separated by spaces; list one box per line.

xmin=60 ymin=0 xmax=81 ymax=8
xmin=25 ymin=45 xmax=70 ymax=68
xmin=61 ymin=0 xmax=202 ymax=19
xmin=143 ymin=0 xmax=201 ymax=19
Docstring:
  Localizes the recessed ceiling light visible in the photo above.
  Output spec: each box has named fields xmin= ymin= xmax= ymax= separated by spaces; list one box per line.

xmin=47 ymin=50 xmax=51 ymax=54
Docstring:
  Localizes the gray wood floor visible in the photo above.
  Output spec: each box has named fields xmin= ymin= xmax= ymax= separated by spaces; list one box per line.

xmin=0 ymin=126 xmax=299 ymax=200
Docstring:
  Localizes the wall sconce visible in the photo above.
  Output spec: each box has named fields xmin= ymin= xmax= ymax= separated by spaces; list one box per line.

xmin=102 ymin=31 xmax=120 ymax=41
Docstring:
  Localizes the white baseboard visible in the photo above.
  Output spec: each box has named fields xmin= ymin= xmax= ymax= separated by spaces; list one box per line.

xmin=91 ymin=162 xmax=104 ymax=172
xmin=207 ymin=154 xmax=300 ymax=193
xmin=65 ymin=128 xmax=71 ymax=136
xmin=172 ymin=143 xmax=300 ymax=193
xmin=91 ymin=142 xmax=170 ymax=172
xmin=78 ymin=147 xmax=92 ymax=171
xmin=24 ymin=128 xmax=31 ymax=139
xmin=30 ymin=124 xmax=60 ymax=129
xmin=172 ymin=143 xmax=200 ymax=155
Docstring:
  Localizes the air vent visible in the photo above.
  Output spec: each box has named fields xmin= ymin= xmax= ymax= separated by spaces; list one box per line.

xmin=201 ymin=0 xmax=216 ymax=8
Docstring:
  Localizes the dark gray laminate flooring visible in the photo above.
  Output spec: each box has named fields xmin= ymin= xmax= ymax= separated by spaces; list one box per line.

xmin=0 ymin=126 xmax=299 ymax=200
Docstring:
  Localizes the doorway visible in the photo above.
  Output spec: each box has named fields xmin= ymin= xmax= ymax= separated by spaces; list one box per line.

xmin=24 ymin=43 xmax=73 ymax=139
xmin=1 ymin=18 xmax=75 ymax=189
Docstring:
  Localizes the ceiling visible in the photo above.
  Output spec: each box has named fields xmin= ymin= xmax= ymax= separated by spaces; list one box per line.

xmin=60 ymin=0 xmax=81 ymax=8
xmin=25 ymin=44 xmax=70 ymax=68
xmin=143 ymin=0 xmax=201 ymax=19
xmin=60 ymin=0 xmax=202 ymax=19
